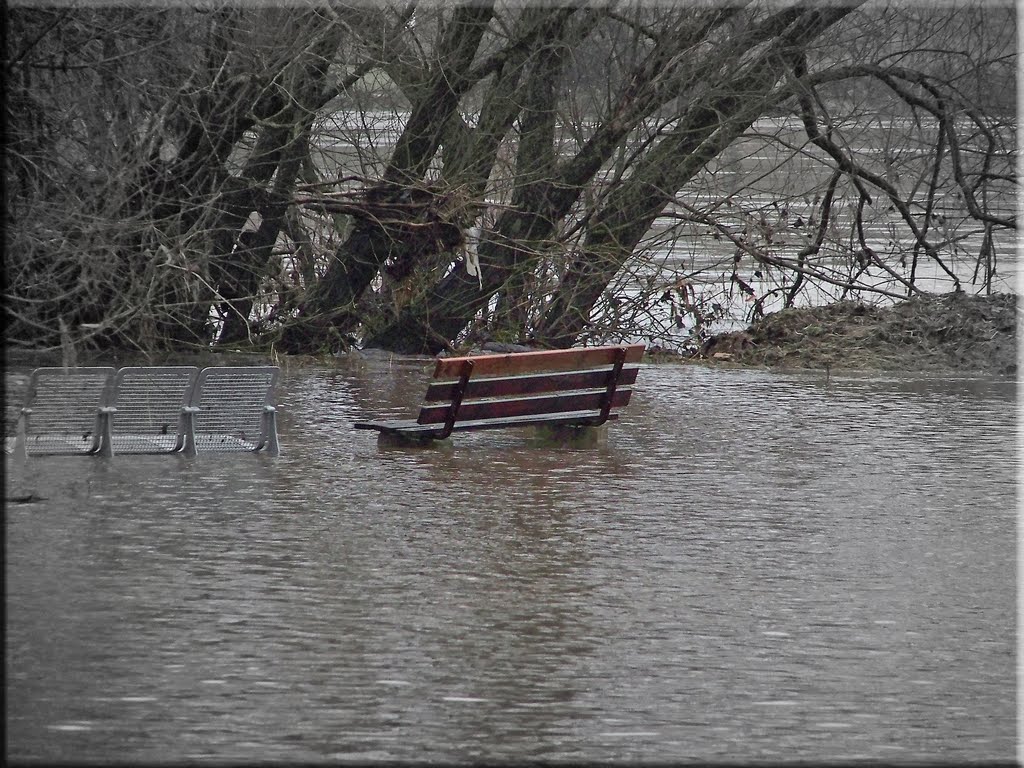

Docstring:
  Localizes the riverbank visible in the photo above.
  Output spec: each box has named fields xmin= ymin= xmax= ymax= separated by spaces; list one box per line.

xmin=692 ymin=292 xmax=1018 ymax=376
xmin=4 ymin=292 xmax=1017 ymax=381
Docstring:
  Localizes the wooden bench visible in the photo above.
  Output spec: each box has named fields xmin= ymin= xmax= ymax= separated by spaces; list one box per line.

xmin=354 ymin=343 xmax=645 ymax=445
xmin=12 ymin=365 xmax=280 ymax=457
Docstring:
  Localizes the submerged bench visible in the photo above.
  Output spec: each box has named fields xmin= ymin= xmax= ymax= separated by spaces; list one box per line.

xmin=107 ymin=366 xmax=201 ymax=454
xmin=11 ymin=367 xmax=116 ymax=456
xmin=188 ymin=366 xmax=281 ymax=454
xmin=354 ymin=343 xmax=645 ymax=445
xmin=12 ymin=365 xmax=280 ymax=457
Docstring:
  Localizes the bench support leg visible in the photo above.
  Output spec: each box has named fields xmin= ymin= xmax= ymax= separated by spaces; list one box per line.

xmin=14 ymin=409 xmax=30 ymax=460
xmin=594 ymin=347 xmax=627 ymax=426
xmin=377 ymin=431 xmax=452 ymax=449
xmin=262 ymin=406 xmax=280 ymax=456
xmin=438 ymin=359 xmax=474 ymax=439
xmin=532 ymin=423 xmax=607 ymax=449
xmin=97 ymin=407 xmax=116 ymax=457
xmin=180 ymin=406 xmax=199 ymax=456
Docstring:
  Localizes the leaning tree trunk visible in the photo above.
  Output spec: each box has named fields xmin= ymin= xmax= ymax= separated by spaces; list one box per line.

xmin=536 ymin=73 xmax=787 ymax=347
xmin=536 ymin=7 xmax=860 ymax=348
xmin=360 ymin=6 xmax=820 ymax=354
xmin=216 ymin=131 xmax=309 ymax=344
xmin=279 ymin=3 xmax=496 ymax=354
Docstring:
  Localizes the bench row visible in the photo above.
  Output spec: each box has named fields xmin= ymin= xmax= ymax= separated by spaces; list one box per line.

xmin=10 ymin=365 xmax=280 ymax=457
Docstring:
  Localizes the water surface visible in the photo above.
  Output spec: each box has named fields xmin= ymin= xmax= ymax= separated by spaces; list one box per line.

xmin=5 ymin=358 xmax=1016 ymax=762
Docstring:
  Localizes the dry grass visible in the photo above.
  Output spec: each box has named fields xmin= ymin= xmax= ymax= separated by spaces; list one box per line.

xmin=698 ymin=292 xmax=1018 ymax=375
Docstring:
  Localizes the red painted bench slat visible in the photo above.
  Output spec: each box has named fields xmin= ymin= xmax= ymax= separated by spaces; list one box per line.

xmin=422 ymin=366 xmax=639 ymax=402
xmin=416 ymin=387 xmax=633 ymax=425
xmin=432 ymin=343 xmax=644 ymax=378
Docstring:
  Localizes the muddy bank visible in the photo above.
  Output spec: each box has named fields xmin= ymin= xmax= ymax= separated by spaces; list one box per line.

xmin=694 ymin=292 xmax=1018 ymax=376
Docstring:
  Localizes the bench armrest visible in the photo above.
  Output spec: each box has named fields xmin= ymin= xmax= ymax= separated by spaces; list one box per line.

xmin=439 ymin=359 xmax=474 ymax=439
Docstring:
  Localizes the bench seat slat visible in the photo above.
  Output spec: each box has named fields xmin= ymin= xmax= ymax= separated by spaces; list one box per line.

xmin=416 ymin=387 xmax=632 ymax=425
xmin=355 ymin=410 xmax=620 ymax=436
xmin=432 ymin=343 xmax=645 ymax=378
xmin=424 ymin=366 xmax=639 ymax=402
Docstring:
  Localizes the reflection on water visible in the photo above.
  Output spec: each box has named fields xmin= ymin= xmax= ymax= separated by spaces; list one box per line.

xmin=5 ymin=357 xmax=1016 ymax=763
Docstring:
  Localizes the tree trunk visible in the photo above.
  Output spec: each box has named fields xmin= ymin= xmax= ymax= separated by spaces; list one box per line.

xmin=280 ymin=4 xmax=496 ymax=354
xmin=360 ymin=7 xmax=803 ymax=353
xmin=217 ymin=133 xmax=308 ymax=344
xmin=535 ymin=7 xmax=861 ymax=347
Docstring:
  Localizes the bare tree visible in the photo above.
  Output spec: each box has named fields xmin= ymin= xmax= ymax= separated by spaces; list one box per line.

xmin=4 ymin=1 xmax=1015 ymax=357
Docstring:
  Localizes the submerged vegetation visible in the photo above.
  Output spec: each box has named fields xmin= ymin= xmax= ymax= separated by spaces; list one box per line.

xmin=4 ymin=2 xmax=1017 ymax=358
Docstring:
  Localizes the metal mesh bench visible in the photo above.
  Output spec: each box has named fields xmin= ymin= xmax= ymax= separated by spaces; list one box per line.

xmin=11 ymin=365 xmax=280 ymax=457
xmin=16 ymin=367 xmax=116 ymax=456
xmin=188 ymin=366 xmax=280 ymax=455
xmin=107 ymin=366 xmax=200 ymax=454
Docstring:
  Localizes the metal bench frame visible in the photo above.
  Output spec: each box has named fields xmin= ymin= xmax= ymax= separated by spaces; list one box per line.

xmin=354 ymin=344 xmax=644 ymax=444
xmin=187 ymin=366 xmax=280 ymax=456
xmin=104 ymin=366 xmax=201 ymax=455
xmin=12 ymin=365 xmax=280 ymax=457
xmin=15 ymin=367 xmax=117 ymax=457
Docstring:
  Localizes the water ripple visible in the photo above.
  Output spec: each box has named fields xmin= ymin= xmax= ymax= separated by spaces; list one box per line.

xmin=4 ymin=362 xmax=1015 ymax=763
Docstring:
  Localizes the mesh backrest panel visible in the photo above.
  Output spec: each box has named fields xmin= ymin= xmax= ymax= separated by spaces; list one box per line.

xmin=191 ymin=366 xmax=278 ymax=452
xmin=109 ymin=367 xmax=199 ymax=453
xmin=23 ymin=367 xmax=115 ymax=454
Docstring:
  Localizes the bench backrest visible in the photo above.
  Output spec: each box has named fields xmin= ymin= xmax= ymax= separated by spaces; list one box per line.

xmin=189 ymin=366 xmax=280 ymax=453
xmin=416 ymin=344 xmax=644 ymax=431
xmin=108 ymin=366 xmax=200 ymax=453
xmin=19 ymin=367 xmax=116 ymax=455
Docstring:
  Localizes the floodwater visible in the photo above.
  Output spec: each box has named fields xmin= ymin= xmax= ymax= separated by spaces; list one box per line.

xmin=4 ymin=356 xmax=1017 ymax=763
